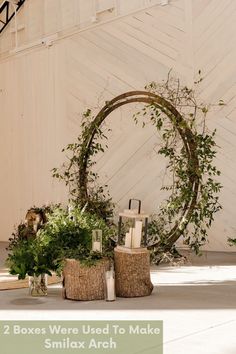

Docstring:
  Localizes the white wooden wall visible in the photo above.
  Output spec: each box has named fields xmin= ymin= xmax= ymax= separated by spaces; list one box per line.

xmin=0 ymin=0 xmax=163 ymax=54
xmin=0 ymin=0 xmax=235 ymax=252
xmin=192 ymin=0 xmax=236 ymax=251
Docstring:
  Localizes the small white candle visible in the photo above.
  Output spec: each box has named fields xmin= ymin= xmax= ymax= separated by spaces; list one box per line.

xmin=92 ymin=241 xmax=101 ymax=252
xmin=106 ymin=271 xmax=115 ymax=301
xmin=133 ymin=221 xmax=143 ymax=248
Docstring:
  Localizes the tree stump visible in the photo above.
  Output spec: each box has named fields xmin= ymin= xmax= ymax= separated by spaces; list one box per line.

xmin=62 ymin=258 xmax=110 ymax=301
xmin=114 ymin=246 xmax=153 ymax=297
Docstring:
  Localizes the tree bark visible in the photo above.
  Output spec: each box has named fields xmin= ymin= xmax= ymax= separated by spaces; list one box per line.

xmin=62 ymin=258 xmax=110 ymax=301
xmin=114 ymin=246 xmax=153 ymax=297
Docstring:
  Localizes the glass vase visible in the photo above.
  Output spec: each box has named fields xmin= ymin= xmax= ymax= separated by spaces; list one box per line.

xmin=29 ymin=273 xmax=47 ymax=296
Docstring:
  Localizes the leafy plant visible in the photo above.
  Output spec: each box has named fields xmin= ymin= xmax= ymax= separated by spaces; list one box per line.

xmin=38 ymin=204 xmax=115 ymax=272
xmin=7 ymin=203 xmax=115 ymax=279
xmin=6 ymin=225 xmax=55 ymax=279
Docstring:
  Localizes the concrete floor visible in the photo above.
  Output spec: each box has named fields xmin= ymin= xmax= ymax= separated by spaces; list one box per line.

xmin=1 ymin=242 xmax=236 ymax=353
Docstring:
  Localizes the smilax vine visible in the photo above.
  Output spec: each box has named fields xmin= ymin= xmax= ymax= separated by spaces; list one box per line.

xmin=53 ymin=74 xmax=222 ymax=263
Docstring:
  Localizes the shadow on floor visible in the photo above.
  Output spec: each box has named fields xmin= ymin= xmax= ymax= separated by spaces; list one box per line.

xmin=0 ymin=279 xmax=236 ymax=310
xmin=1 ymin=243 xmax=236 ymax=311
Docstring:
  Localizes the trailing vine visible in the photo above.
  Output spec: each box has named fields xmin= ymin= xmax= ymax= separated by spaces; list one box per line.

xmin=52 ymin=109 xmax=114 ymax=220
xmin=53 ymin=75 xmax=222 ymax=262
xmin=139 ymin=77 xmax=222 ymax=261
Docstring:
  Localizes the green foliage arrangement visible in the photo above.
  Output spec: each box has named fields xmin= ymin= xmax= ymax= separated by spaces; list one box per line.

xmin=6 ymin=223 xmax=55 ymax=279
xmin=38 ymin=204 xmax=114 ymax=269
xmin=7 ymin=205 xmax=115 ymax=279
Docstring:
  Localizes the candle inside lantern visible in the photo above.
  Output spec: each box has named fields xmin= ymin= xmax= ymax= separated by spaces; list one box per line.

xmin=92 ymin=229 xmax=102 ymax=252
xmin=133 ymin=220 xmax=143 ymax=248
xmin=117 ymin=199 xmax=149 ymax=248
xmin=105 ymin=270 xmax=116 ymax=301
xmin=92 ymin=241 xmax=101 ymax=252
xmin=130 ymin=227 xmax=135 ymax=248
xmin=125 ymin=231 xmax=132 ymax=248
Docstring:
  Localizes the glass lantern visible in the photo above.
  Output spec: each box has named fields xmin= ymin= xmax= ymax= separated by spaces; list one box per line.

xmin=92 ymin=229 xmax=102 ymax=252
xmin=118 ymin=199 xmax=149 ymax=249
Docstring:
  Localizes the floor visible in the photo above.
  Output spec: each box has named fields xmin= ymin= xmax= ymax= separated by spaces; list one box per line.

xmin=0 ymin=242 xmax=236 ymax=353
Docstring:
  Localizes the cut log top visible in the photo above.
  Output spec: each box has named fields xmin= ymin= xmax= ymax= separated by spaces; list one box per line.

xmin=116 ymin=245 xmax=148 ymax=254
xmin=119 ymin=212 xmax=149 ymax=218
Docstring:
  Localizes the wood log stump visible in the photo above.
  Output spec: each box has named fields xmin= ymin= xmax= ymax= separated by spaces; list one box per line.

xmin=114 ymin=246 xmax=153 ymax=297
xmin=62 ymin=258 xmax=110 ymax=301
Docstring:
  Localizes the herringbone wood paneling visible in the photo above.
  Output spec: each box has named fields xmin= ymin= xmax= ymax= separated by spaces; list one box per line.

xmin=0 ymin=0 xmax=234 ymax=252
xmin=193 ymin=0 xmax=236 ymax=250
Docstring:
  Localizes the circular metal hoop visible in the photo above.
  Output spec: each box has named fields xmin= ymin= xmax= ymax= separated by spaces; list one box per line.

xmin=78 ymin=91 xmax=200 ymax=246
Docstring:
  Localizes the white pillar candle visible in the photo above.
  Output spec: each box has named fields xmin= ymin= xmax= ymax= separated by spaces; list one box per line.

xmin=133 ymin=220 xmax=143 ymax=248
xmin=125 ymin=231 xmax=132 ymax=248
xmin=106 ymin=271 xmax=115 ymax=301
xmin=129 ymin=227 xmax=135 ymax=248
xmin=92 ymin=241 xmax=101 ymax=252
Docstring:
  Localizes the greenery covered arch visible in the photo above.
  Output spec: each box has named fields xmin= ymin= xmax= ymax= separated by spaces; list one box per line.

xmin=78 ymin=90 xmax=199 ymax=247
xmin=54 ymin=79 xmax=222 ymax=260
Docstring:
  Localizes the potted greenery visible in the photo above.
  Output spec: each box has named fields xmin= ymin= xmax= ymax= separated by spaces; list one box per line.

xmin=37 ymin=204 xmax=115 ymax=300
xmin=7 ymin=204 xmax=115 ymax=299
xmin=6 ymin=222 xmax=55 ymax=296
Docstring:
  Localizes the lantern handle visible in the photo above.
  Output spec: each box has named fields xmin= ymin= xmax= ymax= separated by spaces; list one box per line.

xmin=128 ymin=199 xmax=141 ymax=214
